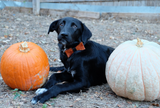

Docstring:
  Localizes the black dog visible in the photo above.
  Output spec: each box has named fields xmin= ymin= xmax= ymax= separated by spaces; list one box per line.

xmin=31 ymin=17 xmax=114 ymax=104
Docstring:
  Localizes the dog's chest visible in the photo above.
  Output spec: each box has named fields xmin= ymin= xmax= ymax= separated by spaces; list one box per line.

xmin=67 ymin=67 xmax=76 ymax=77
xmin=60 ymin=53 xmax=76 ymax=77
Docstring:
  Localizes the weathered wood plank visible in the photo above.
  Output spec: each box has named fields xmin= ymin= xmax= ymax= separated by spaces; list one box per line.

xmin=40 ymin=0 xmax=112 ymax=2
xmin=101 ymin=12 xmax=160 ymax=22
xmin=48 ymin=9 xmax=100 ymax=19
xmin=4 ymin=7 xmax=160 ymax=21
xmin=40 ymin=0 xmax=158 ymax=3
xmin=40 ymin=3 xmax=160 ymax=13
xmin=33 ymin=0 xmax=40 ymax=15
xmin=40 ymin=0 xmax=160 ymax=7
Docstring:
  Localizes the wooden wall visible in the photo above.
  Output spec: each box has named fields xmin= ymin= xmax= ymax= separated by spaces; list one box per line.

xmin=3 ymin=0 xmax=160 ymax=21
xmin=12 ymin=0 xmax=160 ymax=6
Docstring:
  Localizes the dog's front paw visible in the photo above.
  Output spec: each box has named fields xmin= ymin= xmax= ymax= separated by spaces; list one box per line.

xmin=31 ymin=94 xmax=49 ymax=104
xmin=31 ymin=96 xmax=38 ymax=104
xmin=35 ymin=88 xmax=47 ymax=95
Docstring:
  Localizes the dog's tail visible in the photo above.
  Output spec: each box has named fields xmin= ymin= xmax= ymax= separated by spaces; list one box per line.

xmin=50 ymin=66 xmax=64 ymax=72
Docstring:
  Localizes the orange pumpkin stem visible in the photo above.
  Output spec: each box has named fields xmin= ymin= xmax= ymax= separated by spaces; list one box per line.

xmin=19 ymin=42 xmax=30 ymax=53
xmin=136 ymin=38 xmax=143 ymax=47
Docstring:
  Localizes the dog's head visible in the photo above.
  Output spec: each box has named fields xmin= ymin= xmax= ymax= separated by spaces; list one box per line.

xmin=48 ymin=17 xmax=92 ymax=48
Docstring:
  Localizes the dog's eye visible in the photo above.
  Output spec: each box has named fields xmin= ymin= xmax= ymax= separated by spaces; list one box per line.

xmin=60 ymin=23 xmax=64 ymax=27
xmin=72 ymin=25 xmax=77 ymax=29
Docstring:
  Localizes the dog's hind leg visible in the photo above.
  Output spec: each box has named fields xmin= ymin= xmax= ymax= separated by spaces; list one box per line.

xmin=50 ymin=66 xmax=65 ymax=72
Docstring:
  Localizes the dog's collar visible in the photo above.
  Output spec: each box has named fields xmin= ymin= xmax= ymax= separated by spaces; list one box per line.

xmin=64 ymin=42 xmax=85 ymax=58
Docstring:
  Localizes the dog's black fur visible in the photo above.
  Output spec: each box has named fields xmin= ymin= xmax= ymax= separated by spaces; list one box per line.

xmin=31 ymin=17 xmax=114 ymax=104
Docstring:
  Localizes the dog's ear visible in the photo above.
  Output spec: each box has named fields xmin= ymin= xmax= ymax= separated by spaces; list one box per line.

xmin=81 ymin=23 xmax=92 ymax=44
xmin=48 ymin=19 xmax=60 ymax=34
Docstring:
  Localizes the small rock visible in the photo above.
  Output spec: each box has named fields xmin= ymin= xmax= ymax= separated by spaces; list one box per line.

xmin=5 ymin=26 xmax=8 ymax=29
xmin=75 ymin=98 xmax=81 ymax=101
xmin=110 ymin=36 xmax=115 ymax=40
xmin=2 ymin=39 xmax=11 ymax=43
xmin=16 ymin=18 xmax=21 ymax=21
xmin=8 ymin=34 xmax=13 ymax=37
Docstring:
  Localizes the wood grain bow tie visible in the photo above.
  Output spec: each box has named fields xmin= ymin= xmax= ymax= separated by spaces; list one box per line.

xmin=64 ymin=42 xmax=85 ymax=58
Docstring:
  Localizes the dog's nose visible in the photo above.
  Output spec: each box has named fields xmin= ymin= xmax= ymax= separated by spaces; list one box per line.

xmin=60 ymin=32 xmax=68 ymax=37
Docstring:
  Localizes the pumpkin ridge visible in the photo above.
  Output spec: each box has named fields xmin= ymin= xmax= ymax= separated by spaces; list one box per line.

xmin=25 ymin=51 xmax=34 ymax=90
xmin=139 ymin=49 xmax=146 ymax=100
xmin=19 ymin=53 xmax=24 ymax=90
xmin=11 ymin=50 xmax=21 ymax=89
xmin=28 ymin=47 xmax=47 ymax=90
xmin=147 ymin=49 xmax=160 ymax=100
xmin=107 ymin=53 xmax=119 ymax=85
xmin=148 ymin=52 xmax=158 ymax=100
xmin=12 ymin=51 xmax=22 ymax=89
xmin=124 ymin=49 xmax=138 ymax=98
xmin=112 ymin=46 xmax=138 ymax=96
xmin=29 ymin=50 xmax=40 ymax=90
xmin=146 ymin=45 xmax=160 ymax=58
xmin=141 ymin=47 xmax=160 ymax=100
xmin=107 ymin=45 xmax=132 ymax=85
xmin=29 ymin=49 xmax=44 ymax=90
xmin=2 ymin=45 xmax=18 ymax=65
xmin=113 ymin=49 xmax=134 ymax=94
xmin=22 ymin=53 xmax=30 ymax=90
xmin=140 ymin=49 xmax=146 ymax=100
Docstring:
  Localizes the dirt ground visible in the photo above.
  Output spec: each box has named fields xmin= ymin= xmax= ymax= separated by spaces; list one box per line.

xmin=0 ymin=9 xmax=160 ymax=108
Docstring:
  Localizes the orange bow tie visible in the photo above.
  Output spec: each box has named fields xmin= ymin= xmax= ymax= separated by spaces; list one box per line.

xmin=64 ymin=42 xmax=85 ymax=58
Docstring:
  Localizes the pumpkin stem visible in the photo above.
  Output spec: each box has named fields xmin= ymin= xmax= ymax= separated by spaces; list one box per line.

xmin=136 ymin=38 xmax=143 ymax=47
xmin=19 ymin=42 xmax=30 ymax=53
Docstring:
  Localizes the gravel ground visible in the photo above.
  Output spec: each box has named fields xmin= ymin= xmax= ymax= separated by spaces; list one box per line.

xmin=0 ymin=9 xmax=160 ymax=108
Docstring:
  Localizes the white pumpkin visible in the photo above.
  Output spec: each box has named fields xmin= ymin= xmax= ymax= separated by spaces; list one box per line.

xmin=106 ymin=38 xmax=160 ymax=101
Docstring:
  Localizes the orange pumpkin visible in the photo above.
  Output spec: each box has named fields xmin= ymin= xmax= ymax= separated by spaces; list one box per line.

xmin=1 ymin=42 xmax=49 ymax=91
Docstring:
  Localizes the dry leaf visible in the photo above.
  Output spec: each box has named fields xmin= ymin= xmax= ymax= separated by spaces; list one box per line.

xmin=69 ymin=105 xmax=73 ymax=107
xmin=57 ymin=71 xmax=61 ymax=73
xmin=95 ymin=92 xmax=98 ymax=94
xmin=21 ymin=94 xmax=27 ymax=97
xmin=106 ymin=93 xmax=109 ymax=96
xmin=100 ymin=97 xmax=103 ymax=100
xmin=25 ymin=32 xmax=29 ymax=35
xmin=151 ymin=103 xmax=159 ymax=107
xmin=117 ymin=104 xmax=123 ymax=108
xmin=8 ymin=34 xmax=12 ymax=37
xmin=133 ymin=106 xmax=136 ymax=108
xmin=148 ymin=106 xmax=153 ymax=108
xmin=110 ymin=36 xmax=115 ymax=39
xmin=46 ymin=102 xmax=52 ymax=106
xmin=127 ymin=101 xmax=132 ymax=104
xmin=4 ymin=35 xmax=7 ymax=38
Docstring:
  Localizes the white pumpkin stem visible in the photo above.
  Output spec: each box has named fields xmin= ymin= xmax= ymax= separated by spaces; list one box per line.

xmin=136 ymin=38 xmax=143 ymax=47
xmin=19 ymin=42 xmax=30 ymax=53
